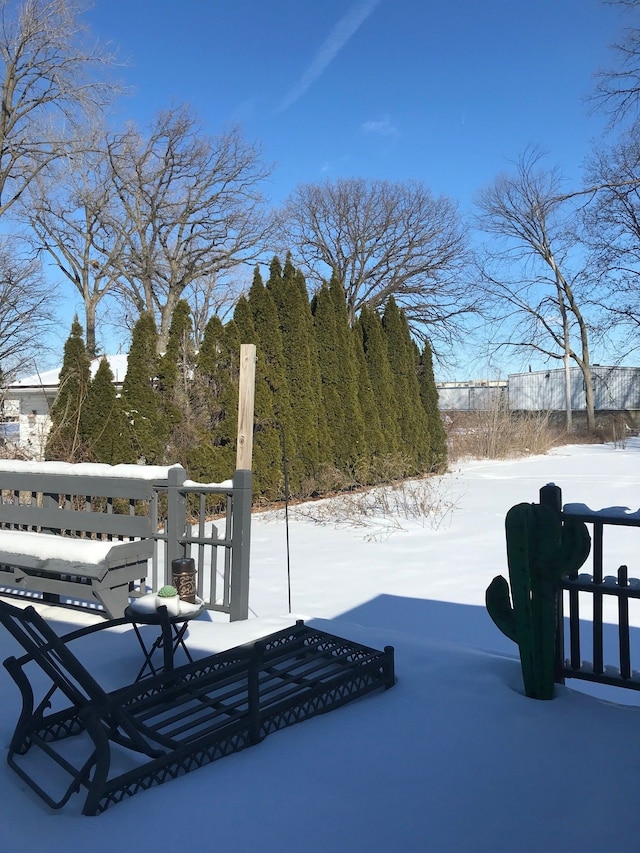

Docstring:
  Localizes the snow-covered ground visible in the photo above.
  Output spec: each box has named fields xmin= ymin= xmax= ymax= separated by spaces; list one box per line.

xmin=1 ymin=440 xmax=640 ymax=852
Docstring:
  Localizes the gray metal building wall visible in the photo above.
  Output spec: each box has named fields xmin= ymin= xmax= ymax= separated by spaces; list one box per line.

xmin=507 ymin=366 xmax=640 ymax=412
xmin=437 ymin=383 xmax=507 ymax=411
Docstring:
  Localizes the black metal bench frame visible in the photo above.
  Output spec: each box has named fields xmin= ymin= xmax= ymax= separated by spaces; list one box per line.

xmin=0 ymin=599 xmax=395 ymax=815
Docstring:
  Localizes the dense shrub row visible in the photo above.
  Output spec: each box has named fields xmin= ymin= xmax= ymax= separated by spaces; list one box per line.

xmin=46 ymin=257 xmax=447 ymax=502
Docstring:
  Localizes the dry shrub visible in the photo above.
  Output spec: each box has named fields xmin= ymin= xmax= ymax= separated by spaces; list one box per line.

xmin=261 ymin=475 xmax=457 ymax=541
xmin=445 ymin=404 xmax=558 ymax=462
xmin=296 ymin=453 xmax=417 ymax=500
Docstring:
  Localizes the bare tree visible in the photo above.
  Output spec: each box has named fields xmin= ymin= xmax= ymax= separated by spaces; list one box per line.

xmin=103 ymin=106 xmax=273 ymax=352
xmin=184 ymin=272 xmax=244 ymax=349
xmin=0 ymin=238 xmax=55 ymax=380
xmin=589 ymin=0 xmax=640 ymax=125
xmin=580 ymin=124 xmax=640 ymax=349
xmin=0 ymin=0 xmax=119 ymax=218
xmin=276 ymin=177 xmax=471 ymax=347
xmin=17 ymin=125 xmax=123 ymax=356
xmin=476 ymin=149 xmax=599 ymax=431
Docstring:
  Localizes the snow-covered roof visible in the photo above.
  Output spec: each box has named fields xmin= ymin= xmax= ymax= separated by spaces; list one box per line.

xmin=10 ymin=354 xmax=128 ymax=388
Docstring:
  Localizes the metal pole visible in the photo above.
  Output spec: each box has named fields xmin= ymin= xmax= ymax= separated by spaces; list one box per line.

xmin=279 ymin=424 xmax=292 ymax=614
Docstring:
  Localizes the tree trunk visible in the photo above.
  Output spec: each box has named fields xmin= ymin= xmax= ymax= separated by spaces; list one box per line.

xmin=85 ymin=299 xmax=97 ymax=359
xmin=563 ymin=352 xmax=573 ymax=432
xmin=582 ymin=361 xmax=596 ymax=431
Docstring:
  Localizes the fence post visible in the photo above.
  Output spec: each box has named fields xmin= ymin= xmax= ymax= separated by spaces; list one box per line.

xmin=165 ymin=465 xmax=188 ymax=585
xmin=229 ymin=468 xmax=252 ymax=621
xmin=539 ymin=482 xmax=562 ymax=513
xmin=539 ymin=482 xmax=566 ymax=685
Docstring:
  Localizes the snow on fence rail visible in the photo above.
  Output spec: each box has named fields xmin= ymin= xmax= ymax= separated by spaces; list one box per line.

xmin=156 ymin=467 xmax=252 ymax=621
xmin=0 ymin=461 xmax=252 ymax=622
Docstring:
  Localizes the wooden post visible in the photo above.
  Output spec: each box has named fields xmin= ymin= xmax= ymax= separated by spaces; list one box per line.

xmin=236 ymin=343 xmax=256 ymax=471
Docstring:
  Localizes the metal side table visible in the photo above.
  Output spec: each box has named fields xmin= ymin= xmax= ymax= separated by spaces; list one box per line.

xmin=124 ymin=600 xmax=206 ymax=681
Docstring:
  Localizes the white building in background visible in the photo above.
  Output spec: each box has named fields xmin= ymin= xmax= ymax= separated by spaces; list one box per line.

xmin=437 ymin=366 xmax=640 ymax=425
xmin=506 ymin=366 xmax=640 ymax=412
xmin=0 ymin=355 xmax=127 ymax=459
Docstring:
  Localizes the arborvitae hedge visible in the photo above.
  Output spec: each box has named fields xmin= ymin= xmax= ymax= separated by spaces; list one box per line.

xmin=45 ymin=316 xmax=92 ymax=461
xmin=418 ymin=339 xmax=448 ymax=472
xmin=157 ymin=299 xmax=194 ymax=432
xmin=186 ymin=316 xmax=236 ymax=484
xmin=355 ymin=304 xmax=400 ymax=457
xmin=267 ymin=254 xmax=326 ymax=489
xmin=312 ymin=277 xmax=366 ymax=471
xmin=45 ymin=260 xmax=447 ymax=498
xmin=382 ymin=297 xmax=432 ymax=473
xmin=249 ymin=265 xmax=297 ymax=491
xmin=233 ymin=294 xmax=282 ymax=500
xmin=82 ymin=357 xmax=135 ymax=464
xmin=352 ymin=321 xmax=387 ymax=470
xmin=121 ymin=312 xmax=166 ymax=464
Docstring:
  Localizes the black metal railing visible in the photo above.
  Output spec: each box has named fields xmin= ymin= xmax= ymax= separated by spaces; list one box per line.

xmin=539 ymin=484 xmax=640 ymax=691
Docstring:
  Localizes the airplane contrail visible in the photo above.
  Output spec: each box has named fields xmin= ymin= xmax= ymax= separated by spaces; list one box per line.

xmin=276 ymin=0 xmax=382 ymax=113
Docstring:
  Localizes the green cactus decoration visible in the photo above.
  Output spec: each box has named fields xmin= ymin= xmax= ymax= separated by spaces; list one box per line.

xmin=486 ymin=502 xmax=591 ymax=699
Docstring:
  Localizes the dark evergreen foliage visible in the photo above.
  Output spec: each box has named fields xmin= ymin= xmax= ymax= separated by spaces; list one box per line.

xmin=82 ymin=358 xmax=135 ymax=464
xmin=121 ymin=312 xmax=166 ymax=464
xmin=267 ymin=255 xmax=326 ymax=488
xmin=418 ymin=339 xmax=448 ymax=472
xmin=312 ymin=277 xmax=366 ymax=469
xmin=248 ymin=265 xmax=297 ymax=488
xmin=45 ymin=316 xmax=91 ymax=461
xmin=352 ymin=323 xmax=387 ymax=471
xmin=187 ymin=315 xmax=238 ymax=483
xmin=44 ymin=256 xmax=447 ymax=501
xmin=157 ymin=299 xmax=194 ymax=431
xmin=356 ymin=304 xmax=400 ymax=456
xmin=233 ymin=295 xmax=282 ymax=500
xmin=382 ymin=297 xmax=431 ymax=473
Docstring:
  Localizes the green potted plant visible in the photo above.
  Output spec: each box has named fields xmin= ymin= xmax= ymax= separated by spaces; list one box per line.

xmin=156 ymin=584 xmax=181 ymax=616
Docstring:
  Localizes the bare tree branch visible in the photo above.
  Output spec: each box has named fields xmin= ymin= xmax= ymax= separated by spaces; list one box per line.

xmin=0 ymin=237 xmax=56 ymax=378
xmin=103 ymin=105 xmax=274 ymax=351
xmin=475 ymin=147 xmax=600 ymax=430
xmin=16 ymin=122 xmax=124 ymax=356
xmin=276 ymin=177 xmax=473 ymax=349
xmin=0 ymin=0 xmax=120 ymax=218
xmin=588 ymin=0 xmax=640 ymax=126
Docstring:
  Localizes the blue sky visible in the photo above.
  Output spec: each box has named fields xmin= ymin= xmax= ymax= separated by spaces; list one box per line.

xmin=86 ymin=0 xmax=622 ymax=208
xmin=45 ymin=0 xmax=628 ymax=374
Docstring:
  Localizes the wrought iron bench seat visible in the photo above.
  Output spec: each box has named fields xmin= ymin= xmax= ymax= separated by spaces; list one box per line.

xmin=0 ymin=599 xmax=395 ymax=815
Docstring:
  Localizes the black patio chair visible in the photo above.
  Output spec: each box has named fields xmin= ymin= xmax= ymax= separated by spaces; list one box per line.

xmin=0 ymin=599 xmax=395 ymax=815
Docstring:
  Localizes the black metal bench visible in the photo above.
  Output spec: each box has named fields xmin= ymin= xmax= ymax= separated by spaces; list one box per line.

xmin=0 ymin=462 xmax=169 ymax=617
xmin=0 ymin=599 xmax=395 ymax=815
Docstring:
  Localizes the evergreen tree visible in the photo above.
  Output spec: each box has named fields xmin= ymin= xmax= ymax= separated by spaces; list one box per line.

xmin=418 ymin=339 xmax=448 ymax=472
xmin=195 ymin=314 xmax=228 ymax=434
xmin=352 ymin=322 xmax=386 ymax=476
xmin=157 ymin=299 xmax=194 ymax=430
xmin=294 ymin=262 xmax=331 ymax=471
xmin=121 ymin=312 xmax=166 ymax=463
xmin=356 ymin=304 xmax=401 ymax=456
xmin=233 ymin=295 xmax=282 ymax=500
xmin=267 ymin=255 xmax=325 ymax=491
xmin=248 ymin=265 xmax=297 ymax=488
xmin=312 ymin=276 xmax=366 ymax=472
xmin=382 ymin=297 xmax=431 ymax=473
xmin=82 ymin=357 xmax=135 ymax=464
xmin=187 ymin=315 xmax=238 ymax=483
xmin=45 ymin=316 xmax=91 ymax=461
xmin=157 ymin=300 xmax=199 ymax=465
